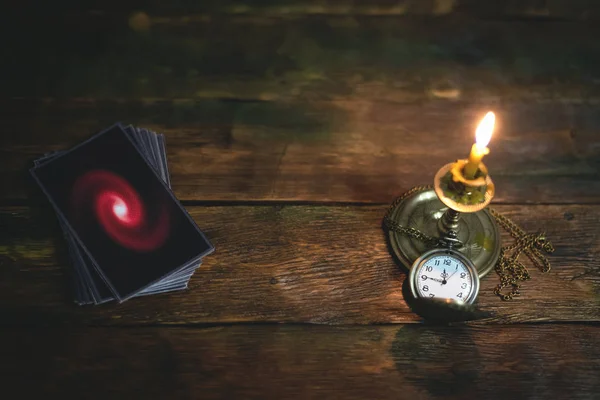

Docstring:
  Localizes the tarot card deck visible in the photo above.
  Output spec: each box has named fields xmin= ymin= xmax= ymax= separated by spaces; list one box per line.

xmin=31 ymin=124 xmax=214 ymax=305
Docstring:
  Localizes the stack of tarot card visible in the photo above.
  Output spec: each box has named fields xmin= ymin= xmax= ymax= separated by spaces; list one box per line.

xmin=31 ymin=124 xmax=214 ymax=305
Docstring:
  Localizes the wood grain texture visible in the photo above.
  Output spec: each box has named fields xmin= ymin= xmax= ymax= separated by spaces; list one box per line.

xmin=1 ymin=204 xmax=598 ymax=326
xmin=5 ymin=14 xmax=600 ymax=100
xmin=2 ymin=324 xmax=599 ymax=399
xmin=3 ymin=98 xmax=599 ymax=203
xmin=4 ymin=3 xmax=600 ymax=397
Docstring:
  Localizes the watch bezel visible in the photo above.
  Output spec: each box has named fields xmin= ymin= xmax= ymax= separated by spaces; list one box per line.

xmin=408 ymin=248 xmax=480 ymax=305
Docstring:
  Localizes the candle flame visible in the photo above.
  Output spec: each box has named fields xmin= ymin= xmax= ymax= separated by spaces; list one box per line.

xmin=475 ymin=111 xmax=495 ymax=149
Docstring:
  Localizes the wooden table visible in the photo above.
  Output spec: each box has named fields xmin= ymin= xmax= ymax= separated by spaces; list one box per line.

xmin=2 ymin=2 xmax=599 ymax=398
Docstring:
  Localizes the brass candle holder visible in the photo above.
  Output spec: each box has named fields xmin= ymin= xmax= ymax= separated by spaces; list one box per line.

xmin=387 ymin=160 xmax=501 ymax=278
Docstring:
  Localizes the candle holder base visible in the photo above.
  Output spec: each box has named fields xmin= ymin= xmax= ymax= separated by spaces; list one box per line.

xmin=387 ymin=187 xmax=500 ymax=278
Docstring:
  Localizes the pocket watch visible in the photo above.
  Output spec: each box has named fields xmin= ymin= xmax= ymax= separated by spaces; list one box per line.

xmin=408 ymin=248 xmax=480 ymax=305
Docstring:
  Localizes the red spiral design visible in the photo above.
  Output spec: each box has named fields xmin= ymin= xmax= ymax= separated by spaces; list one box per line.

xmin=71 ymin=170 xmax=170 ymax=252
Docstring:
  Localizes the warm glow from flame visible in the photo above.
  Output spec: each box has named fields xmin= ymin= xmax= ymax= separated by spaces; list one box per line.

xmin=475 ymin=111 xmax=495 ymax=149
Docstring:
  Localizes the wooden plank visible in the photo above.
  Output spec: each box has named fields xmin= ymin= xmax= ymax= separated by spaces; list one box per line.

xmin=0 ymin=204 xmax=598 ymax=325
xmin=2 ymin=98 xmax=599 ymax=203
xmin=1 ymin=325 xmax=599 ymax=399
xmin=0 ymin=100 xmax=600 ymax=203
xmin=5 ymin=15 xmax=600 ymax=101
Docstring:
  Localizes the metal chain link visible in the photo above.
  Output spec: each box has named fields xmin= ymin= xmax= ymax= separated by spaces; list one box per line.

xmin=384 ymin=187 xmax=554 ymax=301
xmin=383 ymin=185 xmax=439 ymax=247
xmin=488 ymin=208 xmax=554 ymax=300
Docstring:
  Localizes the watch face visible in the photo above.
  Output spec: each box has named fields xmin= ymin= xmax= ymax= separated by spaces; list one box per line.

xmin=411 ymin=250 xmax=478 ymax=303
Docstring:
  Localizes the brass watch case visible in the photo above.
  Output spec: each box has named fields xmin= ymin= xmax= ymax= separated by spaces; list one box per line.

xmin=408 ymin=248 xmax=480 ymax=305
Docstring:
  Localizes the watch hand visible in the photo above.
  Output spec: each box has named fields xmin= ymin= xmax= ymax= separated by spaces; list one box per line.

xmin=426 ymin=277 xmax=445 ymax=283
xmin=440 ymin=269 xmax=448 ymax=284
xmin=447 ymin=265 xmax=460 ymax=280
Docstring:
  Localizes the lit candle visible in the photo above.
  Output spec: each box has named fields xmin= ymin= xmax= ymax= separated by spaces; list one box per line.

xmin=463 ymin=111 xmax=495 ymax=179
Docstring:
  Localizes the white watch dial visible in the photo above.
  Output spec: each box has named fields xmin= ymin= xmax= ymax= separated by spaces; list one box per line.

xmin=415 ymin=254 xmax=474 ymax=302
